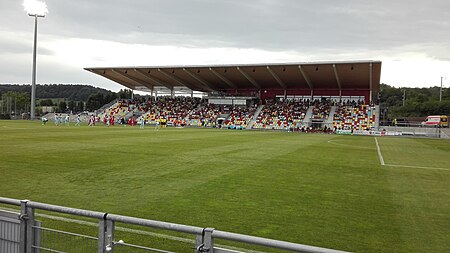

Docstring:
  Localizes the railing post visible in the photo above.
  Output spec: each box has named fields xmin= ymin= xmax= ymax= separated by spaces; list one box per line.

xmin=195 ymin=234 xmax=203 ymax=253
xmin=98 ymin=218 xmax=106 ymax=253
xmin=19 ymin=200 xmax=28 ymax=253
xmin=195 ymin=228 xmax=215 ymax=253
xmin=203 ymin=228 xmax=215 ymax=253
xmin=106 ymin=220 xmax=115 ymax=253
xmin=26 ymin=205 xmax=35 ymax=253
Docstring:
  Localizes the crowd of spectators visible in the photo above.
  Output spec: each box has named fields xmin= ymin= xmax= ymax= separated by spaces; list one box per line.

xmin=95 ymin=97 xmax=377 ymax=132
xmin=187 ymin=102 xmax=223 ymax=127
xmin=223 ymin=104 xmax=258 ymax=129
xmin=139 ymin=96 xmax=202 ymax=126
xmin=98 ymin=99 xmax=134 ymax=124
xmin=310 ymin=99 xmax=332 ymax=120
xmin=252 ymin=99 xmax=308 ymax=130
xmin=333 ymin=101 xmax=376 ymax=131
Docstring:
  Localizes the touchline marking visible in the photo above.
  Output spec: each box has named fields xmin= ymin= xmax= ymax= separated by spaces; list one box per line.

xmin=1 ymin=125 xmax=29 ymax=130
xmin=374 ymin=137 xmax=385 ymax=165
xmin=384 ymin=164 xmax=450 ymax=171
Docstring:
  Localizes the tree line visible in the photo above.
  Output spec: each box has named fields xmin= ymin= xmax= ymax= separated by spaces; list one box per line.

xmin=379 ymin=84 xmax=450 ymax=119
xmin=0 ymin=84 xmax=132 ymax=116
xmin=1 ymin=83 xmax=448 ymax=118
xmin=0 ymin=84 xmax=116 ymax=101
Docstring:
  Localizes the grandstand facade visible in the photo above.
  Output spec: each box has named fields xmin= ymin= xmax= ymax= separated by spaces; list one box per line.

xmin=85 ymin=61 xmax=381 ymax=102
xmin=85 ymin=61 xmax=381 ymax=132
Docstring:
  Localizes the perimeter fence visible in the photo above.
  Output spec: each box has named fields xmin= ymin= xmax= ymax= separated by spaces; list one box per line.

xmin=0 ymin=197 xmax=348 ymax=253
xmin=379 ymin=125 xmax=448 ymax=138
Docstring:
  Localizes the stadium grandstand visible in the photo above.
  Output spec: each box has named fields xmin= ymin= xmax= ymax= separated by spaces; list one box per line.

xmin=85 ymin=61 xmax=381 ymax=131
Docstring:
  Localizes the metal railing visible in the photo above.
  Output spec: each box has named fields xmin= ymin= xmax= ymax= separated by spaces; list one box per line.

xmin=0 ymin=197 xmax=349 ymax=253
xmin=379 ymin=125 xmax=445 ymax=138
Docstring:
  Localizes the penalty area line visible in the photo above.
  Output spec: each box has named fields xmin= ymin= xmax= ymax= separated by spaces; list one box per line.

xmin=374 ymin=137 xmax=385 ymax=166
xmin=374 ymin=137 xmax=449 ymax=171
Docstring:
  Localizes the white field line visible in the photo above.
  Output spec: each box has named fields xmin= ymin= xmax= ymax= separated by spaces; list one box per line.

xmin=384 ymin=164 xmax=450 ymax=171
xmin=1 ymin=125 xmax=29 ymax=130
xmin=374 ymin=137 xmax=385 ymax=165
xmin=375 ymin=137 xmax=449 ymax=171
xmin=0 ymin=207 xmax=265 ymax=253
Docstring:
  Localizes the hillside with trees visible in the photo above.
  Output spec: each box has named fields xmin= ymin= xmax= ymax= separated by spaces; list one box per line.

xmin=0 ymin=84 xmax=132 ymax=117
xmin=379 ymin=84 xmax=450 ymax=119
xmin=0 ymin=84 xmax=115 ymax=101
xmin=1 ymin=83 xmax=448 ymax=120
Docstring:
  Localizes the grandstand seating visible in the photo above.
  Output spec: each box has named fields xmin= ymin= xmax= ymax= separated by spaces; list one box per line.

xmin=252 ymin=99 xmax=308 ymax=130
xmin=98 ymin=97 xmax=377 ymax=132
xmin=98 ymin=99 xmax=134 ymax=123
xmin=223 ymin=105 xmax=257 ymax=129
xmin=333 ymin=104 xmax=377 ymax=130
xmin=140 ymin=97 xmax=202 ymax=126
xmin=186 ymin=102 xmax=220 ymax=127
xmin=310 ymin=99 xmax=332 ymax=120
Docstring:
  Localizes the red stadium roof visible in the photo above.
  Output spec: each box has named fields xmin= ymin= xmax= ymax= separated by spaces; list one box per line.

xmin=85 ymin=60 xmax=381 ymax=101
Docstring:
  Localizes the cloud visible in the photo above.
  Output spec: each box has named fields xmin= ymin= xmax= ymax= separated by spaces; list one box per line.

xmin=1 ymin=0 xmax=450 ymax=89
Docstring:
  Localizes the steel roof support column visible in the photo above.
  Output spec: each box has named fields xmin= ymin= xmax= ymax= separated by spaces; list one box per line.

xmin=112 ymin=69 xmax=154 ymax=92
xmin=236 ymin=67 xmax=261 ymax=89
xmin=298 ymin=65 xmax=313 ymax=100
xmin=158 ymin=68 xmax=193 ymax=90
xmin=209 ymin=68 xmax=237 ymax=89
xmin=182 ymin=68 xmax=213 ymax=91
xmin=134 ymin=69 xmax=173 ymax=90
xmin=333 ymin=64 xmax=342 ymax=102
xmin=266 ymin=66 xmax=287 ymax=89
xmin=86 ymin=69 xmax=135 ymax=90
xmin=369 ymin=63 xmax=373 ymax=104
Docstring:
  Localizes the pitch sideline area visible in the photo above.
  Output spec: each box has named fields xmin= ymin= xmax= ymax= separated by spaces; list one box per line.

xmin=1 ymin=120 xmax=450 ymax=252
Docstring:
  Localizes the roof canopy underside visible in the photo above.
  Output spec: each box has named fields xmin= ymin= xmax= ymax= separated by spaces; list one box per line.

xmin=85 ymin=61 xmax=381 ymax=94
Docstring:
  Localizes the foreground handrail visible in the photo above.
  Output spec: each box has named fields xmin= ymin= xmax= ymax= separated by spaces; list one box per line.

xmin=0 ymin=197 xmax=349 ymax=253
xmin=107 ymin=213 xmax=204 ymax=235
xmin=213 ymin=230 xmax=347 ymax=253
xmin=0 ymin=197 xmax=21 ymax=206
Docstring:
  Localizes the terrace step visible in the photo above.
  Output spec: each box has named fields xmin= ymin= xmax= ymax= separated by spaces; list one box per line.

xmin=303 ymin=106 xmax=314 ymax=123
xmin=247 ymin=105 xmax=264 ymax=129
xmin=326 ymin=106 xmax=337 ymax=124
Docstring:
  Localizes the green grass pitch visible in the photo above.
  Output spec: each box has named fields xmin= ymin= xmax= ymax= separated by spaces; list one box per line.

xmin=1 ymin=120 xmax=449 ymax=252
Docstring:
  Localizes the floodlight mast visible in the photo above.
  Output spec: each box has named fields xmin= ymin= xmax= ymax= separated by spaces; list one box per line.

xmin=28 ymin=13 xmax=45 ymax=120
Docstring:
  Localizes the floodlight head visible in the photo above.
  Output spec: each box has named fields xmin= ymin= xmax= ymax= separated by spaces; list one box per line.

xmin=23 ymin=0 xmax=48 ymax=17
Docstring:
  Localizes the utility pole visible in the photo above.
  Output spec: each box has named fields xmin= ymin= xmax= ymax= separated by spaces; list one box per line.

xmin=440 ymin=76 xmax=443 ymax=102
xmin=402 ymin=89 xmax=406 ymax=106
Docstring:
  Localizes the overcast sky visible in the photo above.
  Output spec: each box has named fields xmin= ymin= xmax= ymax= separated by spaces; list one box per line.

xmin=1 ymin=0 xmax=449 ymax=92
